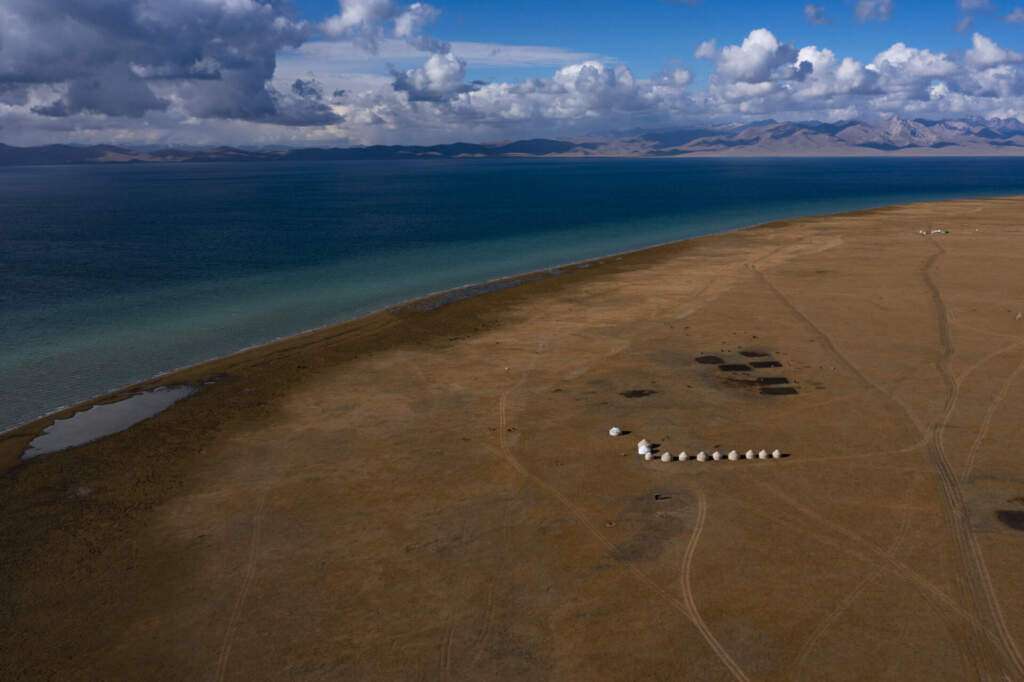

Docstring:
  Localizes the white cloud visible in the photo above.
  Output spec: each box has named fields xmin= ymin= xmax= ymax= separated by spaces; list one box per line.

xmin=391 ymin=52 xmax=475 ymax=101
xmin=695 ymin=39 xmax=717 ymax=60
xmin=322 ymin=0 xmax=445 ymax=54
xmin=966 ymin=33 xmax=1023 ymax=68
xmin=959 ymin=0 xmax=992 ymax=9
xmin=870 ymin=43 xmax=956 ymax=78
xmin=717 ymin=29 xmax=799 ymax=83
xmin=1006 ymin=7 xmax=1024 ymax=22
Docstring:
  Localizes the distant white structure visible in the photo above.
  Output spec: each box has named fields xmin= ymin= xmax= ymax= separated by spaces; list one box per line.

xmin=679 ymin=451 xmax=689 ymax=461
xmin=772 ymin=449 xmax=782 ymax=459
xmin=609 ymin=426 xmax=623 ymax=437
xmin=727 ymin=450 xmax=740 ymax=461
xmin=758 ymin=449 xmax=769 ymax=459
xmin=712 ymin=450 xmax=722 ymax=461
xmin=661 ymin=452 xmax=672 ymax=463
xmin=696 ymin=451 xmax=708 ymax=462
xmin=638 ymin=439 xmax=651 ymax=456
xmin=644 ymin=452 xmax=654 ymax=461
xmin=745 ymin=449 xmax=755 ymax=460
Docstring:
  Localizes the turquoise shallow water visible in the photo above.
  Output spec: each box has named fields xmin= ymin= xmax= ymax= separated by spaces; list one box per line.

xmin=3 ymin=157 xmax=1024 ymax=432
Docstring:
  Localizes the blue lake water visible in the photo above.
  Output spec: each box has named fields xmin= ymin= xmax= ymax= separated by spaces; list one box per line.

xmin=3 ymin=157 xmax=1024 ymax=432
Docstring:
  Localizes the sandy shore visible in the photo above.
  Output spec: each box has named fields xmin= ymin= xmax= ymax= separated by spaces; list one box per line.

xmin=3 ymin=197 xmax=1024 ymax=680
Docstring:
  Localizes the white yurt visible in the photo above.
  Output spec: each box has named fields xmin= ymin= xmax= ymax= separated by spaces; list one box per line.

xmin=661 ymin=452 xmax=672 ymax=463
xmin=712 ymin=450 xmax=722 ymax=461
xmin=638 ymin=439 xmax=651 ymax=455
xmin=609 ymin=426 xmax=623 ymax=437
xmin=696 ymin=451 xmax=708 ymax=462
xmin=679 ymin=451 xmax=689 ymax=461
xmin=644 ymin=452 xmax=654 ymax=461
xmin=758 ymin=449 xmax=769 ymax=459
xmin=772 ymin=449 xmax=782 ymax=459
xmin=745 ymin=449 xmax=755 ymax=460
xmin=728 ymin=450 xmax=739 ymax=461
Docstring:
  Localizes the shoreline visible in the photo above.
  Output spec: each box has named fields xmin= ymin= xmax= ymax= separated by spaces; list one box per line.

xmin=2 ymin=193 xmax=1020 ymax=465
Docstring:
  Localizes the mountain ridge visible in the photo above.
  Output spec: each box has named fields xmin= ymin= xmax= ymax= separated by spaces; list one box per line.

xmin=3 ymin=117 xmax=1024 ymax=166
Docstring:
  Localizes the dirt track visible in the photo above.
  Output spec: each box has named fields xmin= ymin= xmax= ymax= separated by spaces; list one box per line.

xmin=2 ymin=197 xmax=1024 ymax=680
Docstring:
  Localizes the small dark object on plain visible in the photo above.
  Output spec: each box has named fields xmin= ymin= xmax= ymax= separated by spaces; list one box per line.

xmin=695 ymin=355 xmax=724 ymax=365
xmin=761 ymin=387 xmax=799 ymax=395
xmin=718 ymin=364 xmax=752 ymax=372
xmin=620 ymin=389 xmax=657 ymax=398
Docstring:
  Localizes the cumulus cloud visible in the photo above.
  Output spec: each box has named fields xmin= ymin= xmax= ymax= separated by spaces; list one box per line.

xmin=394 ymin=3 xmax=448 ymax=53
xmin=856 ymin=0 xmax=893 ymax=22
xmin=339 ymin=56 xmax=699 ymax=145
xmin=391 ymin=52 xmax=477 ymax=101
xmin=870 ymin=43 xmax=957 ymax=79
xmin=716 ymin=29 xmax=803 ymax=83
xmin=1006 ymin=7 xmax=1024 ymax=22
xmin=204 ymin=28 xmax=1024 ymax=145
xmin=472 ymin=62 xmax=681 ymax=122
xmin=0 ymin=0 xmax=341 ymax=126
xmin=697 ymin=29 xmax=881 ymax=117
xmin=966 ymin=33 xmax=1023 ymax=68
xmin=322 ymin=0 xmax=446 ymax=54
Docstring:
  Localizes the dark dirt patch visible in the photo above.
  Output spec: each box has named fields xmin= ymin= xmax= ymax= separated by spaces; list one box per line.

xmin=718 ymin=364 xmax=752 ymax=372
xmin=610 ymin=491 xmax=693 ymax=562
xmin=695 ymin=355 xmax=724 ymax=365
xmin=997 ymin=510 xmax=1024 ymax=531
xmin=757 ymin=377 xmax=791 ymax=386
xmin=761 ymin=387 xmax=799 ymax=396
xmin=740 ymin=351 xmax=770 ymax=358
xmin=620 ymin=389 xmax=657 ymax=398
xmin=751 ymin=361 xmax=783 ymax=369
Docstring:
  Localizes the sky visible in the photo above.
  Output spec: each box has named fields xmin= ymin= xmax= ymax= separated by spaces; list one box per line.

xmin=2 ymin=0 xmax=1024 ymax=147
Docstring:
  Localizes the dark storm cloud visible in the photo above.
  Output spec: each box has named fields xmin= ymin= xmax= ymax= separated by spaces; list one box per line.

xmin=291 ymin=78 xmax=324 ymax=100
xmin=1 ymin=0 xmax=339 ymax=124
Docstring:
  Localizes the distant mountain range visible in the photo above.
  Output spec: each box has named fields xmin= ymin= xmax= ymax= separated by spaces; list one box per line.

xmin=4 ymin=117 xmax=1024 ymax=166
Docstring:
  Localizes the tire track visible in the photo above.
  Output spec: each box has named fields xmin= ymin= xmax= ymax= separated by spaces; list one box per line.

xmin=678 ymin=491 xmax=747 ymax=682
xmin=215 ymin=491 xmax=269 ymax=682
xmin=924 ymin=240 xmax=1024 ymax=679
xmin=790 ymin=474 xmax=918 ymax=680
xmin=960 ymin=352 xmax=1024 ymax=484
xmin=439 ymin=618 xmax=455 ymax=682
xmin=750 ymin=264 xmax=927 ymax=438
xmin=752 ymin=479 xmax=981 ymax=630
xmin=753 ymin=252 xmax=1023 ymax=676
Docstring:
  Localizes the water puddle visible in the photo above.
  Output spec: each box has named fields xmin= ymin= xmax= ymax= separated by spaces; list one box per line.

xmin=21 ymin=385 xmax=195 ymax=460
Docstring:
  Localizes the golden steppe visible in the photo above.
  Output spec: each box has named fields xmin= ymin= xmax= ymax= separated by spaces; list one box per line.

xmin=3 ymin=197 xmax=1024 ymax=680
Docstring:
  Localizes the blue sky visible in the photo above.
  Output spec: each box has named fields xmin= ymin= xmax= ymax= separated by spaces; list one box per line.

xmin=293 ymin=0 xmax=1024 ymax=83
xmin=3 ymin=0 xmax=1024 ymax=146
